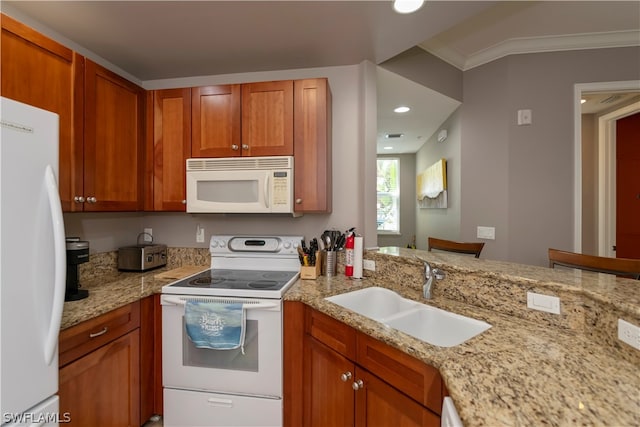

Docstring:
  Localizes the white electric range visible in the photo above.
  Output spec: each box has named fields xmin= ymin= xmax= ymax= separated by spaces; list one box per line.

xmin=161 ymin=235 xmax=302 ymax=427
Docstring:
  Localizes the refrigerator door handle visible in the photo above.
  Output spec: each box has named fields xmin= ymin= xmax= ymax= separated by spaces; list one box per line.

xmin=43 ymin=165 xmax=66 ymax=366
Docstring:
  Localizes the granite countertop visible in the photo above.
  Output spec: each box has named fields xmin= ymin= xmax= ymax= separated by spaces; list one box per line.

xmin=60 ymin=249 xmax=640 ymax=427
xmin=60 ymin=265 xmax=209 ymax=330
xmin=285 ymin=275 xmax=639 ymax=427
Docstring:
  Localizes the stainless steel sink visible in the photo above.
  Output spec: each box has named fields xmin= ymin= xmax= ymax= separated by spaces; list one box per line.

xmin=325 ymin=287 xmax=491 ymax=347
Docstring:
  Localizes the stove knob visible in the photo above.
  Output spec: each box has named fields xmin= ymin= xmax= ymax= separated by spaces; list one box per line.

xmin=283 ymin=242 xmax=291 ymax=249
xmin=210 ymin=240 xmax=218 ymax=248
xmin=219 ymin=240 xmax=226 ymax=248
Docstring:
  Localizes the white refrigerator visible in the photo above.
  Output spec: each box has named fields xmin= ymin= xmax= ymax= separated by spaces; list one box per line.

xmin=0 ymin=97 xmax=66 ymax=426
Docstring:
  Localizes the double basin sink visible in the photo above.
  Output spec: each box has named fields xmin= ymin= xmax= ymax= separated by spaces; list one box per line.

xmin=325 ymin=287 xmax=491 ymax=347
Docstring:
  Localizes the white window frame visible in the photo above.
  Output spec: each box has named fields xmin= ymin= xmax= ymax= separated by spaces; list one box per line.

xmin=376 ymin=157 xmax=400 ymax=235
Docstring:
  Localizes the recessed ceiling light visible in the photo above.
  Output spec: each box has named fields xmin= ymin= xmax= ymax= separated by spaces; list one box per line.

xmin=383 ymin=146 xmax=394 ymax=150
xmin=393 ymin=0 xmax=424 ymax=14
xmin=394 ymin=106 xmax=410 ymax=113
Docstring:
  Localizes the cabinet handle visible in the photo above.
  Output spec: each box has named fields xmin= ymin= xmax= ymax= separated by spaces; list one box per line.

xmin=86 ymin=196 xmax=97 ymax=204
xmin=295 ymin=198 xmax=302 ymax=204
xmin=340 ymin=371 xmax=352 ymax=382
xmin=74 ymin=196 xmax=85 ymax=203
xmin=242 ymin=144 xmax=249 ymax=150
xmin=352 ymin=379 xmax=364 ymax=391
xmin=231 ymin=144 xmax=239 ymax=150
xmin=89 ymin=327 xmax=108 ymax=338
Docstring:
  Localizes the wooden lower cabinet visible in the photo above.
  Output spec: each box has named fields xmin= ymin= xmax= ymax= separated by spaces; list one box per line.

xmin=58 ymin=300 xmax=153 ymax=427
xmin=355 ymin=367 xmax=439 ymax=427
xmin=287 ymin=304 xmax=442 ymax=427
xmin=59 ymin=329 xmax=140 ymax=427
xmin=304 ymin=336 xmax=355 ymax=427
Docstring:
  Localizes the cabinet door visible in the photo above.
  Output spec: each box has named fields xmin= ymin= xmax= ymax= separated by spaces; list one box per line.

xmin=293 ymin=78 xmax=332 ymax=213
xmin=59 ymin=329 xmax=141 ymax=427
xmin=84 ymin=59 xmax=144 ymax=211
xmin=303 ymin=336 xmax=355 ymax=427
xmin=1 ymin=14 xmax=83 ymax=212
xmin=148 ymin=88 xmax=191 ymax=211
xmin=242 ymin=81 xmax=294 ymax=157
xmin=354 ymin=367 xmax=440 ymax=427
xmin=192 ymin=85 xmax=241 ymax=157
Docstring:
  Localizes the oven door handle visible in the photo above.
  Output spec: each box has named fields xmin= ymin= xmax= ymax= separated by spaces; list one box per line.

xmin=161 ymin=296 xmax=280 ymax=311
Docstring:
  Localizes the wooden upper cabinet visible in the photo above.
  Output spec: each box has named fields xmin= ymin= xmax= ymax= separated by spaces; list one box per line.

xmin=242 ymin=80 xmax=294 ymax=157
xmin=294 ymin=78 xmax=332 ymax=213
xmin=146 ymin=88 xmax=191 ymax=211
xmin=83 ymin=59 xmax=144 ymax=211
xmin=191 ymin=84 xmax=241 ymax=157
xmin=1 ymin=13 xmax=83 ymax=212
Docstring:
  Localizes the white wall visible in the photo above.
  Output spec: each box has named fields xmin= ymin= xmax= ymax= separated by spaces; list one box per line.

xmin=461 ymin=47 xmax=640 ymax=266
xmin=415 ymin=108 xmax=462 ymax=250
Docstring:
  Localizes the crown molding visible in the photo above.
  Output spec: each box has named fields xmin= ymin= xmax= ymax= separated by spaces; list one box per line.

xmin=420 ymin=30 xmax=640 ymax=71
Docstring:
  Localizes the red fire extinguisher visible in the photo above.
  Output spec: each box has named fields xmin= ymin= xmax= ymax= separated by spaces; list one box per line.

xmin=345 ymin=231 xmax=355 ymax=277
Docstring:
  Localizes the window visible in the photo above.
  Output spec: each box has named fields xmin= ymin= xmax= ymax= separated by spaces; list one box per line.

xmin=377 ymin=158 xmax=400 ymax=233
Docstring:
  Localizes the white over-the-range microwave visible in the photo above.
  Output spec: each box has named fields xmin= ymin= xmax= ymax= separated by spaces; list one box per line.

xmin=186 ymin=156 xmax=300 ymax=216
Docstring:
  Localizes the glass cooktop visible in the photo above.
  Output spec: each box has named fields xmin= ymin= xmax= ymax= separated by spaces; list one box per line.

xmin=162 ymin=268 xmax=299 ymax=298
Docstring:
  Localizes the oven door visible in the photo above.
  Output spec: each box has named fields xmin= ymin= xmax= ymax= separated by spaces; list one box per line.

xmin=161 ymin=294 xmax=283 ymax=398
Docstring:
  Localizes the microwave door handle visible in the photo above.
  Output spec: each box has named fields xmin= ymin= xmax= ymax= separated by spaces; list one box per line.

xmin=264 ymin=174 xmax=270 ymax=208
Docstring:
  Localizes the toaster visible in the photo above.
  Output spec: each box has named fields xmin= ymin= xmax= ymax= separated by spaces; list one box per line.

xmin=118 ymin=244 xmax=167 ymax=271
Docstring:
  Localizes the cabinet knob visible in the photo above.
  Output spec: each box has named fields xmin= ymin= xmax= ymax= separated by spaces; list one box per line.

xmin=74 ymin=196 xmax=85 ymax=203
xmin=242 ymin=144 xmax=249 ymax=150
xmin=352 ymin=379 xmax=364 ymax=391
xmin=182 ymin=200 xmax=187 ymax=204
xmin=86 ymin=196 xmax=97 ymax=204
xmin=340 ymin=371 xmax=352 ymax=382
xmin=231 ymin=144 xmax=239 ymax=151
xmin=295 ymin=198 xmax=302 ymax=204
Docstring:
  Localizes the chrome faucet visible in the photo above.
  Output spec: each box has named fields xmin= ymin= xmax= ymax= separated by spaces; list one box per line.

xmin=423 ymin=261 xmax=445 ymax=299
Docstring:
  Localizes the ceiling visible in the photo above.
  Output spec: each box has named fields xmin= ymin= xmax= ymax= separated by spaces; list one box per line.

xmin=4 ymin=1 xmax=639 ymax=154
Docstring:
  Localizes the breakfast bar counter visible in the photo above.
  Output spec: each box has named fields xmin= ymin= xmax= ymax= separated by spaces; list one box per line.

xmin=284 ymin=247 xmax=640 ymax=427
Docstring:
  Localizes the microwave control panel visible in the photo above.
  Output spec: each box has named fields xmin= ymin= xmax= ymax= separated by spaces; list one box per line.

xmin=272 ymin=171 xmax=290 ymax=206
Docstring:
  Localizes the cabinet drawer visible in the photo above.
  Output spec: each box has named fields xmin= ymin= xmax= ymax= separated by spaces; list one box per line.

xmin=59 ymin=301 xmax=141 ymax=367
xmin=305 ymin=306 xmax=356 ymax=360
xmin=356 ymin=332 xmax=442 ymax=414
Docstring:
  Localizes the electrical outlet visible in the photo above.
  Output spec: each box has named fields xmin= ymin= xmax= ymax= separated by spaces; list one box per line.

xmin=526 ymin=291 xmax=560 ymax=314
xmin=618 ymin=319 xmax=640 ymax=350
xmin=196 ymin=224 xmax=205 ymax=243
xmin=477 ymin=226 xmax=495 ymax=240
xmin=363 ymin=259 xmax=375 ymax=271
xmin=143 ymin=228 xmax=153 ymax=242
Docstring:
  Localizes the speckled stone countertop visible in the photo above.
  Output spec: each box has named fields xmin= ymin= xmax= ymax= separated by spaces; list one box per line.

xmin=60 ymin=248 xmax=210 ymax=329
xmin=62 ymin=246 xmax=640 ymax=426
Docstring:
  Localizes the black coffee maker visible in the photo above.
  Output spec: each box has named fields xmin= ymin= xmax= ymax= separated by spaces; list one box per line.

xmin=65 ymin=237 xmax=89 ymax=301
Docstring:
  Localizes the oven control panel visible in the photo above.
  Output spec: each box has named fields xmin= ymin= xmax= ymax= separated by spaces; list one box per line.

xmin=210 ymin=235 xmax=304 ymax=256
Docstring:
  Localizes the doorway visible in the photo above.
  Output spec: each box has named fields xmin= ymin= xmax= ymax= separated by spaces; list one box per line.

xmin=574 ymin=80 xmax=640 ymax=257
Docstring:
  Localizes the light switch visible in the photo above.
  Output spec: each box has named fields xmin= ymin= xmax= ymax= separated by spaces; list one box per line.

xmin=527 ymin=291 xmax=560 ymax=314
